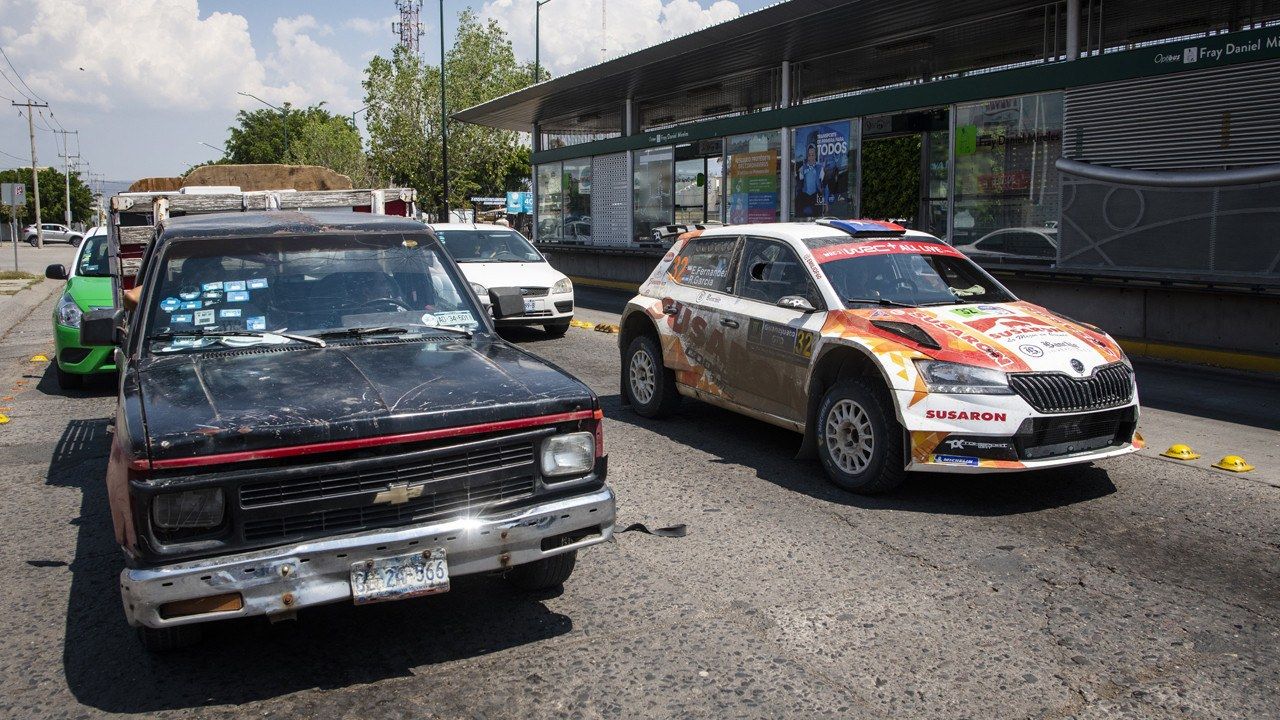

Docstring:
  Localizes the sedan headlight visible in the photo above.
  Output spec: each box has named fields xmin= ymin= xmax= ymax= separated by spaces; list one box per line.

xmin=914 ymin=359 xmax=1013 ymax=395
xmin=56 ymin=292 xmax=83 ymax=328
xmin=470 ymin=282 xmax=489 ymax=302
xmin=540 ymin=432 xmax=595 ymax=478
xmin=551 ymin=277 xmax=573 ymax=294
xmin=152 ymin=488 xmax=225 ymax=529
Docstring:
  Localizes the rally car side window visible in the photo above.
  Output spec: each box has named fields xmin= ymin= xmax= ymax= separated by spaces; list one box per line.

xmin=669 ymin=236 xmax=740 ymax=294
xmin=735 ymin=237 xmax=824 ymax=309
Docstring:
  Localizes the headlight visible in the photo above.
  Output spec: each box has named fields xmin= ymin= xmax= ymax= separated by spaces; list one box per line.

xmin=552 ymin=277 xmax=573 ymax=294
xmin=470 ymin=282 xmax=489 ymax=302
xmin=914 ymin=359 xmax=1013 ymax=395
xmin=152 ymin=488 xmax=225 ymax=529
xmin=540 ymin=432 xmax=594 ymax=478
xmin=56 ymin=292 xmax=83 ymax=328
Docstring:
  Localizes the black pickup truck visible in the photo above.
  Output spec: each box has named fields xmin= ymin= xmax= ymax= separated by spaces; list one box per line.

xmin=84 ymin=210 xmax=614 ymax=650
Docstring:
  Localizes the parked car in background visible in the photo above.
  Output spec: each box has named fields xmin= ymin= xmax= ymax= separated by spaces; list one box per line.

xmin=430 ymin=223 xmax=575 ymax=337
xmin=45 ymin=226 xmax=115 ymax=389
xmin=958 ymin=227 xmax=1058 ymax=265
xmin=25 ymin=222 xmax=83 ymax=245
xmin=619 ymin=219 xmax=1140 ymax=494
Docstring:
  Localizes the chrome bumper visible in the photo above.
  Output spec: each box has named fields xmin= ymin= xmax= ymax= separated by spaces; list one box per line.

xmin=120 ymin=487 xmax=615 ymax=628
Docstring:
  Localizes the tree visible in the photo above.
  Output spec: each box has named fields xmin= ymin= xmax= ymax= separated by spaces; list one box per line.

xmin=225 ymin=103 xmax=343 ymax=165
xmin=364 ymin=10 xmax=538 ymax=213
xmin=0 ymin=167 xmax=93 ymax=226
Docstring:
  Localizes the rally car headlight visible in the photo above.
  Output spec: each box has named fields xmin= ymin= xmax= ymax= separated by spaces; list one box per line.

xmin=56 ymin=292 xmax=83 ymax=328
xmin=552 ymin=277 xmax=572 ymax=294
xmin=540 ymin=432 xmax=594 ymax=478
xmin=914 ymin=359 xmax=1014 ymax=395
xmin=152 ymin=488 xmax=225 ymax=530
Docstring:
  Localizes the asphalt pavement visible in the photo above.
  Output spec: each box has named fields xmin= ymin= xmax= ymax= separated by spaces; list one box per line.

xmin=0 ymin=284 xmax=1276 ymax=718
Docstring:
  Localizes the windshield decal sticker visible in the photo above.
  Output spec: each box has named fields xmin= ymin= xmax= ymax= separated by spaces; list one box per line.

xmin=159 ymin=297 xmax=180 ymax=313
xmin=247 ymin=278 xmax=268 ymax=289
xmin=223 ymin=280 xmax=246 ymax=292
xmin=178 ymin=290 xmax=200 ymax=301
xmin=226 ymin=291 xmax=250 ymax=302
xmin=194 ymin=309 xmax=215 ymax=325
xmin=179 ymin=300 xmax=202 ymax=310
xmin=170 ymin=314 xmax=193 ymax=324
xmin=246 ymin=316 xmax=266 ymax=331
xmin=812 ymin=240 xmax=964 ymax=264
xmin=219 ymin=308 xmax=241 ymax=318
xmin=202 ymin=290 xmax=223 ymax=301
xmin=201 ymin=282 xmax=222 ymax=292
xmin=419 ymin=313 xmax=439 ymax=326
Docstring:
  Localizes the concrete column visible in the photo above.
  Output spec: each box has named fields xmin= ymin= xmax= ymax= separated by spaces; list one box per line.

xmin=1066 ymin=0 xmax=1080 ymax=60
xmin=625 ymin=98 xmax=634 ymax=136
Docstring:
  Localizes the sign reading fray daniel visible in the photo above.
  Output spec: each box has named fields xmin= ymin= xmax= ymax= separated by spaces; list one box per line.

xmin=1153 ymin=31 xmax=1280 ymax=65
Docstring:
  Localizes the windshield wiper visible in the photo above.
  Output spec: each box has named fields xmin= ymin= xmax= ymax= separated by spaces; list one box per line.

xmin=149 ymin=329 xmax=327 ymax=347
xmin=844 ymin=297 xmax=919 ymax=308
xmin=311 ymin=325 xmax=473 ymax=340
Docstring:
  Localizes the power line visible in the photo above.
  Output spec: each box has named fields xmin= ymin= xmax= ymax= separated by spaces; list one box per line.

xmin=0 ymin=45 xmax=45 ymax=103
xmin=0 ymin=147 xmax=27 ymax=162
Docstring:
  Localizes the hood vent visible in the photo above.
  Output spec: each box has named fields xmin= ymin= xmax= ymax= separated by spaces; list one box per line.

xmin=870 ymin=320 xmax=941 ymax=350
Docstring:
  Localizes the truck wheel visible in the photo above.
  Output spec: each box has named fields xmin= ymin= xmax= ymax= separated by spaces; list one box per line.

xmin=624 ymin=334 xmax=679 ymax=418
xmin=543 ymin=320 xmax=570 ymax=338
xmin=506 ymin=549 xmax=577 ymax=591
xmin=816 ymin=379 xmax=906 ymax=494
xmin=137 ymin=623 xmax=204 ymax=652
xmin=55 ymin=364 xmax=82 ymax=390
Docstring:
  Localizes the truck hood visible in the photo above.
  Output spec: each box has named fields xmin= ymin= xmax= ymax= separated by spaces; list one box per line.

xmin=829 ymin=300 xmax=1127 ymax=374
xmin=137 ymin=338 xmax=595 ymax=462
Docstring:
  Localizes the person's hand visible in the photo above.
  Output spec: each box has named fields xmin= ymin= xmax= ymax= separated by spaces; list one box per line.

xmin=122 ymin=285 xmax=142 ymax=312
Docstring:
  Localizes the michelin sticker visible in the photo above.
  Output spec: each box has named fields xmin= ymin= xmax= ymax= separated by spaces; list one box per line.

xmin=194 ymin=309 xmax=215 ymax=325
xmin=932 ymin=454 xmax=980 ymax=466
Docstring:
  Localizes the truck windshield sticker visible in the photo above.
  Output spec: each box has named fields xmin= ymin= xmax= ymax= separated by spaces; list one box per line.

xmin=226 ymin=291 xmax=249 ymax=302
xmin=246 ymin=316 xmax=266 ymax=331
xmin=247 ymin=278 xmax=268 ymax=289
xmin=170 ymin=314 xmax=193 ymax=324
xmin=223 ymin=280 xmax=246 ymax=292
xmin=219 ymin=308 xmax=242 ymax=318
xmin=178 ymin=290 xmax=200 ymax=301
xmin=194 ymin=309 xmax=215 ymax=325
xmin=159 ymin=297 xmax=180 ymax=313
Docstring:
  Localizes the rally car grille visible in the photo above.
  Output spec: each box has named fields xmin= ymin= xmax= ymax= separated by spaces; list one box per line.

xmin=1008 ymin=363 xmax=1133 ymax=414
xmin=1014 ymin=407 xmax=1137 ymax=460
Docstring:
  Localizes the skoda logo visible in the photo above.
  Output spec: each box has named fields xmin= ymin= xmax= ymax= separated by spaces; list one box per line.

xmin=1019 ymin=344 xmax=1043 ymax=358
xmin=1070 ymin=358 xmax=1085 ymax=373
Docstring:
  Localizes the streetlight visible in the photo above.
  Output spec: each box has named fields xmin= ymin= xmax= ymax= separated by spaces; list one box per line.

xmin=535 ymin=0 xmax=552 ymax=84
xmin=439 ymin=0 xmax=450 ymax=222
xmin=351 ymin=106 xmax=368 ymax=131
xmin=198 ymin=141 xmax=229 ymax=158
xmin=237 ymin=91 xmax=290 ymax=160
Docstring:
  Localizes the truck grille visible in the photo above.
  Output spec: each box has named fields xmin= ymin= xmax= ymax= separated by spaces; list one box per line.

xmin=1008 ymin=363 xmax=1133 ymax=414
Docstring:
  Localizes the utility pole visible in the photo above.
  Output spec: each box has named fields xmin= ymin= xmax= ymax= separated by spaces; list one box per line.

xmin=535 ymin=0 xmax=552 ymax=83
xmin=439 ymin=0 xmax=450 ymax=222
xmin=54 ymin=129 xmax=79 ymax=228
xmin=11 ymin=100 xmax=49 ymax=248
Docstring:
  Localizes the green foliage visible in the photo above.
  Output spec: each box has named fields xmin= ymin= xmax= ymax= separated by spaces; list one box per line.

xmin=226 ymin=103 xmax=337 ymax=165
xmin=860 ymin=135 xmax=921 ymax=224
xmin=364 ymin=9 xmax=539 ymax=213
xmin=0 ymin=166 xmax=93 ymax=225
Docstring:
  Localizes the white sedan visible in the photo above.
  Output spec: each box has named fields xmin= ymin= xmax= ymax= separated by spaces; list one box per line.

xmin=428 ymin=223 xmax=574 ymax=337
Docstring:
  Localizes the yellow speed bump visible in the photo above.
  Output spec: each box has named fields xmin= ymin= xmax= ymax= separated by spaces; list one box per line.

xmin=593 ymin=323 xmax=619 ymax=334
xmin=30 ymin=355 xmax=48 ymax=363
xmin=1212 ymin=455 xmax=1255 ymax=473
xmin=569 ymin=319 xmax=595 ymax=329
xmin=0 ymin=414 xmax=9 ymax=425
xmin=1161 ymin=444 xmax=1201 ymax=461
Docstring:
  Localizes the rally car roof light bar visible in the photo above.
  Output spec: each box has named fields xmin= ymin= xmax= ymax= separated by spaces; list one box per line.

xmin=815 ymin=218 xmax=908 ymax=237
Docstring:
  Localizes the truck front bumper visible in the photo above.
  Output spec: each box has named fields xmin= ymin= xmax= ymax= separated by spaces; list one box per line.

xmin=120 ymin=487 xmax=615 ymax=628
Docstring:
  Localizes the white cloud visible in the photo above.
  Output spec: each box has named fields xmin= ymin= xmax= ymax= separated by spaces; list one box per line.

xmin=344 ymin=16 xmax=396 ymax=37
xmin=481 ymin=0 xmax=740 ymax=76
xmin=0 ymin=0 xmax=361 ymax=112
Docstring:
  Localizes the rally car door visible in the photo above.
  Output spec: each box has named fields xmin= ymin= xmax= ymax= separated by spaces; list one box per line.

xmin=724 ymin=236 xmax=826 ymax=422
xmin=661 ymin=234 xmax=743 ymax=400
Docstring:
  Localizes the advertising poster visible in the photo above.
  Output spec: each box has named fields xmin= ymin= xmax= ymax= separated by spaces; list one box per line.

xmin=791 ymin=121 xmax=852 ymax=219
xmin=727 ymin=150 xmax=778 ymax=224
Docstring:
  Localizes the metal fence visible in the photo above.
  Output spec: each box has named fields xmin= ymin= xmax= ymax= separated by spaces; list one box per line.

xmin=1056 ymin=158 xmax=1280 ymax=285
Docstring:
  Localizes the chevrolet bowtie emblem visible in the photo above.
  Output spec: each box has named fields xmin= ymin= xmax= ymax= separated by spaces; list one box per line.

xmin=373 ymin=482 xmax=424 ymax=505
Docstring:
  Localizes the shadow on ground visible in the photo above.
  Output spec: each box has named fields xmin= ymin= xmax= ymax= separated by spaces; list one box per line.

xmin=600 ymin=392 xmax=1116 ymax=517
xmin=50 ymin=417 xmax=573 ymax=713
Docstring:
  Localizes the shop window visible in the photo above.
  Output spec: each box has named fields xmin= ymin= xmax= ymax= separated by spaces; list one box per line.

xmin=953 ymin=92 xmax=1063 ymax=260
xmin=563 ymin=159 xmax=592 ymax=241
xmin=791 ymin=121 xmax=856 ymax=220
xmin=536 ymin=163 xmax=563 ymax=241
xmin=726 ymin=131 xmax=781 ymax=224
xmin=633 ymin=147 xmax=674 ymax=242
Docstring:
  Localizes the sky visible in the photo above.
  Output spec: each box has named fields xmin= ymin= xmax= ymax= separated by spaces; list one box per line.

xmin=0 ymin=0 xmax=764 ymax=185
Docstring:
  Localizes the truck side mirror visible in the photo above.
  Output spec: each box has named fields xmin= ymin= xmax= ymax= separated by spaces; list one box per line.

xmin=45 ymin=264 xmax=68 ymax=280
xmin=81 ymin=307 xmax=123 ymax=346
xmin=488 ymin=287 xmax=524 ymax=319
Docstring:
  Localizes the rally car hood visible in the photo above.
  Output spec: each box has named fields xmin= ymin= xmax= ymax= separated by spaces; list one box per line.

xmin=136 ymin=337 xmax=595 ymax=462
xmin=826 ymin=300 xmax=1127 ymax=374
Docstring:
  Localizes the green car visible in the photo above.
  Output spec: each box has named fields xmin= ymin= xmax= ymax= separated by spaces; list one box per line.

xmin=46 ymin=228 xmax=116 ymax=389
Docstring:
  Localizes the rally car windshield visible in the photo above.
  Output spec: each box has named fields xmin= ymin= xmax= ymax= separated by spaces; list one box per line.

xmin=143 ymin=233 xmax=484 ymax=354
xmin=434 ymin=229 xmax=542 ymax=263
xmin=823 ymin=251 xmax=1016 ymax=308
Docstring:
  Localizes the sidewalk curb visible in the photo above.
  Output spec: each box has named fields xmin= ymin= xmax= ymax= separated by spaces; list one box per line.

xmin=0 ymin=277 xmax=60 ymax=346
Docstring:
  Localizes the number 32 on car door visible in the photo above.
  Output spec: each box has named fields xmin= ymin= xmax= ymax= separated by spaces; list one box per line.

xmin=793 ymin=329 xmax=816 ymax=359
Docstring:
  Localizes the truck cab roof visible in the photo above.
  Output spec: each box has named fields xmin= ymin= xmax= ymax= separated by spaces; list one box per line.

xmin=158 ymin=210 xmax=428 ymax=243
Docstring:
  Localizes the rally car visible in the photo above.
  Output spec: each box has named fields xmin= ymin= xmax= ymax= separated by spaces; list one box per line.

xmin=618 ymin=219 xmax=1141 ymax=494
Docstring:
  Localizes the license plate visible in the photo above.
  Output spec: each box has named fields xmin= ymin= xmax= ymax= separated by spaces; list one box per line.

xmin=350 ymin=548 xmax=449 ymax=605
xmin=523 ymin=298 xmax=537 ymax=312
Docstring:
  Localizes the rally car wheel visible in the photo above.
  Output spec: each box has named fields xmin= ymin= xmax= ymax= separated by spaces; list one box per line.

xmin=624 ymin=335 xmax=679 ymax=418
xmin=816 ymin=379 xmax=906 ymax=494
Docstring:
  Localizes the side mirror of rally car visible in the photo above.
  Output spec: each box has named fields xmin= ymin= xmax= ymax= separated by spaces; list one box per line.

xmin=488 ymin=287 xmax=525 ymax=319
xmin=777 ymin=295 xmax=817 ymax=313
xmin=81 ymin=307 xmax=123 ymax=346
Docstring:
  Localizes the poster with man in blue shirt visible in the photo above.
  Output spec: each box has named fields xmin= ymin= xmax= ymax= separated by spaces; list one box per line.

xmin=792 ymin=121 xmax=853 ymax=218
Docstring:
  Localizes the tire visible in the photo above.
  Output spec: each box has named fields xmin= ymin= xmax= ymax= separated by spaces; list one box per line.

xmin=55 ymin=364 xmax=83 ymax=390
xmin=815 ymin=379 xmax=907 ymax=494
xmin=137 ymin=623 xmax=204 ymax=652
xmin=506 ymin=549 xmax=577 ymax=591
xmin=543 ymin=320 xmax=570 ymax=338
xmin=27 ymin=237 xmax=37 ymax=246
xmin=623 ymin=334 xmax=679 ymax=418
xmin=69 ymin=236 xmax=82 ymax=245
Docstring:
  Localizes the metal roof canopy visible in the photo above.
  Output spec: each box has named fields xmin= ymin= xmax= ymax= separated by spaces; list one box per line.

xmin=455 ymin=0 xmax=1280 ymax=135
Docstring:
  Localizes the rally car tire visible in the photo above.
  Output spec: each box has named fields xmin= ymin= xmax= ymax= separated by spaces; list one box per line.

xmin=137 ymin=623 xmax=204 ymax=652
xmin=816 ymin=379 xmax=906 ymax=495
xmin=624 ymin=335 xmax=679 ymax=418
xmin=544 ymin=321 xmax=570 ymax=338
xmin=506 ymin=549 xmax=577 ymax=591
xmin=55 ymin=364 xmax=83 ymax=390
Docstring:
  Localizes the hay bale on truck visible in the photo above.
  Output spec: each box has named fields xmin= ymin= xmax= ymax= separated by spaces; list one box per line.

xmin=127 ymin=164 xmax=352 ymax=194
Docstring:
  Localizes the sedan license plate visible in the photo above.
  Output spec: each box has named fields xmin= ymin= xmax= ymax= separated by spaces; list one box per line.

xmin=350 ymin=548 xmax=449 ymax=605
xmin=523 ymin=298 xmax=538 ymax=312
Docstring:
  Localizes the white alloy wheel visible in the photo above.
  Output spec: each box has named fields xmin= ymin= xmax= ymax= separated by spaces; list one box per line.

xmin=824 ymin=398 xmax=875 ymax=474
xmin=629 ymin=347 xmax=657 ymax=405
